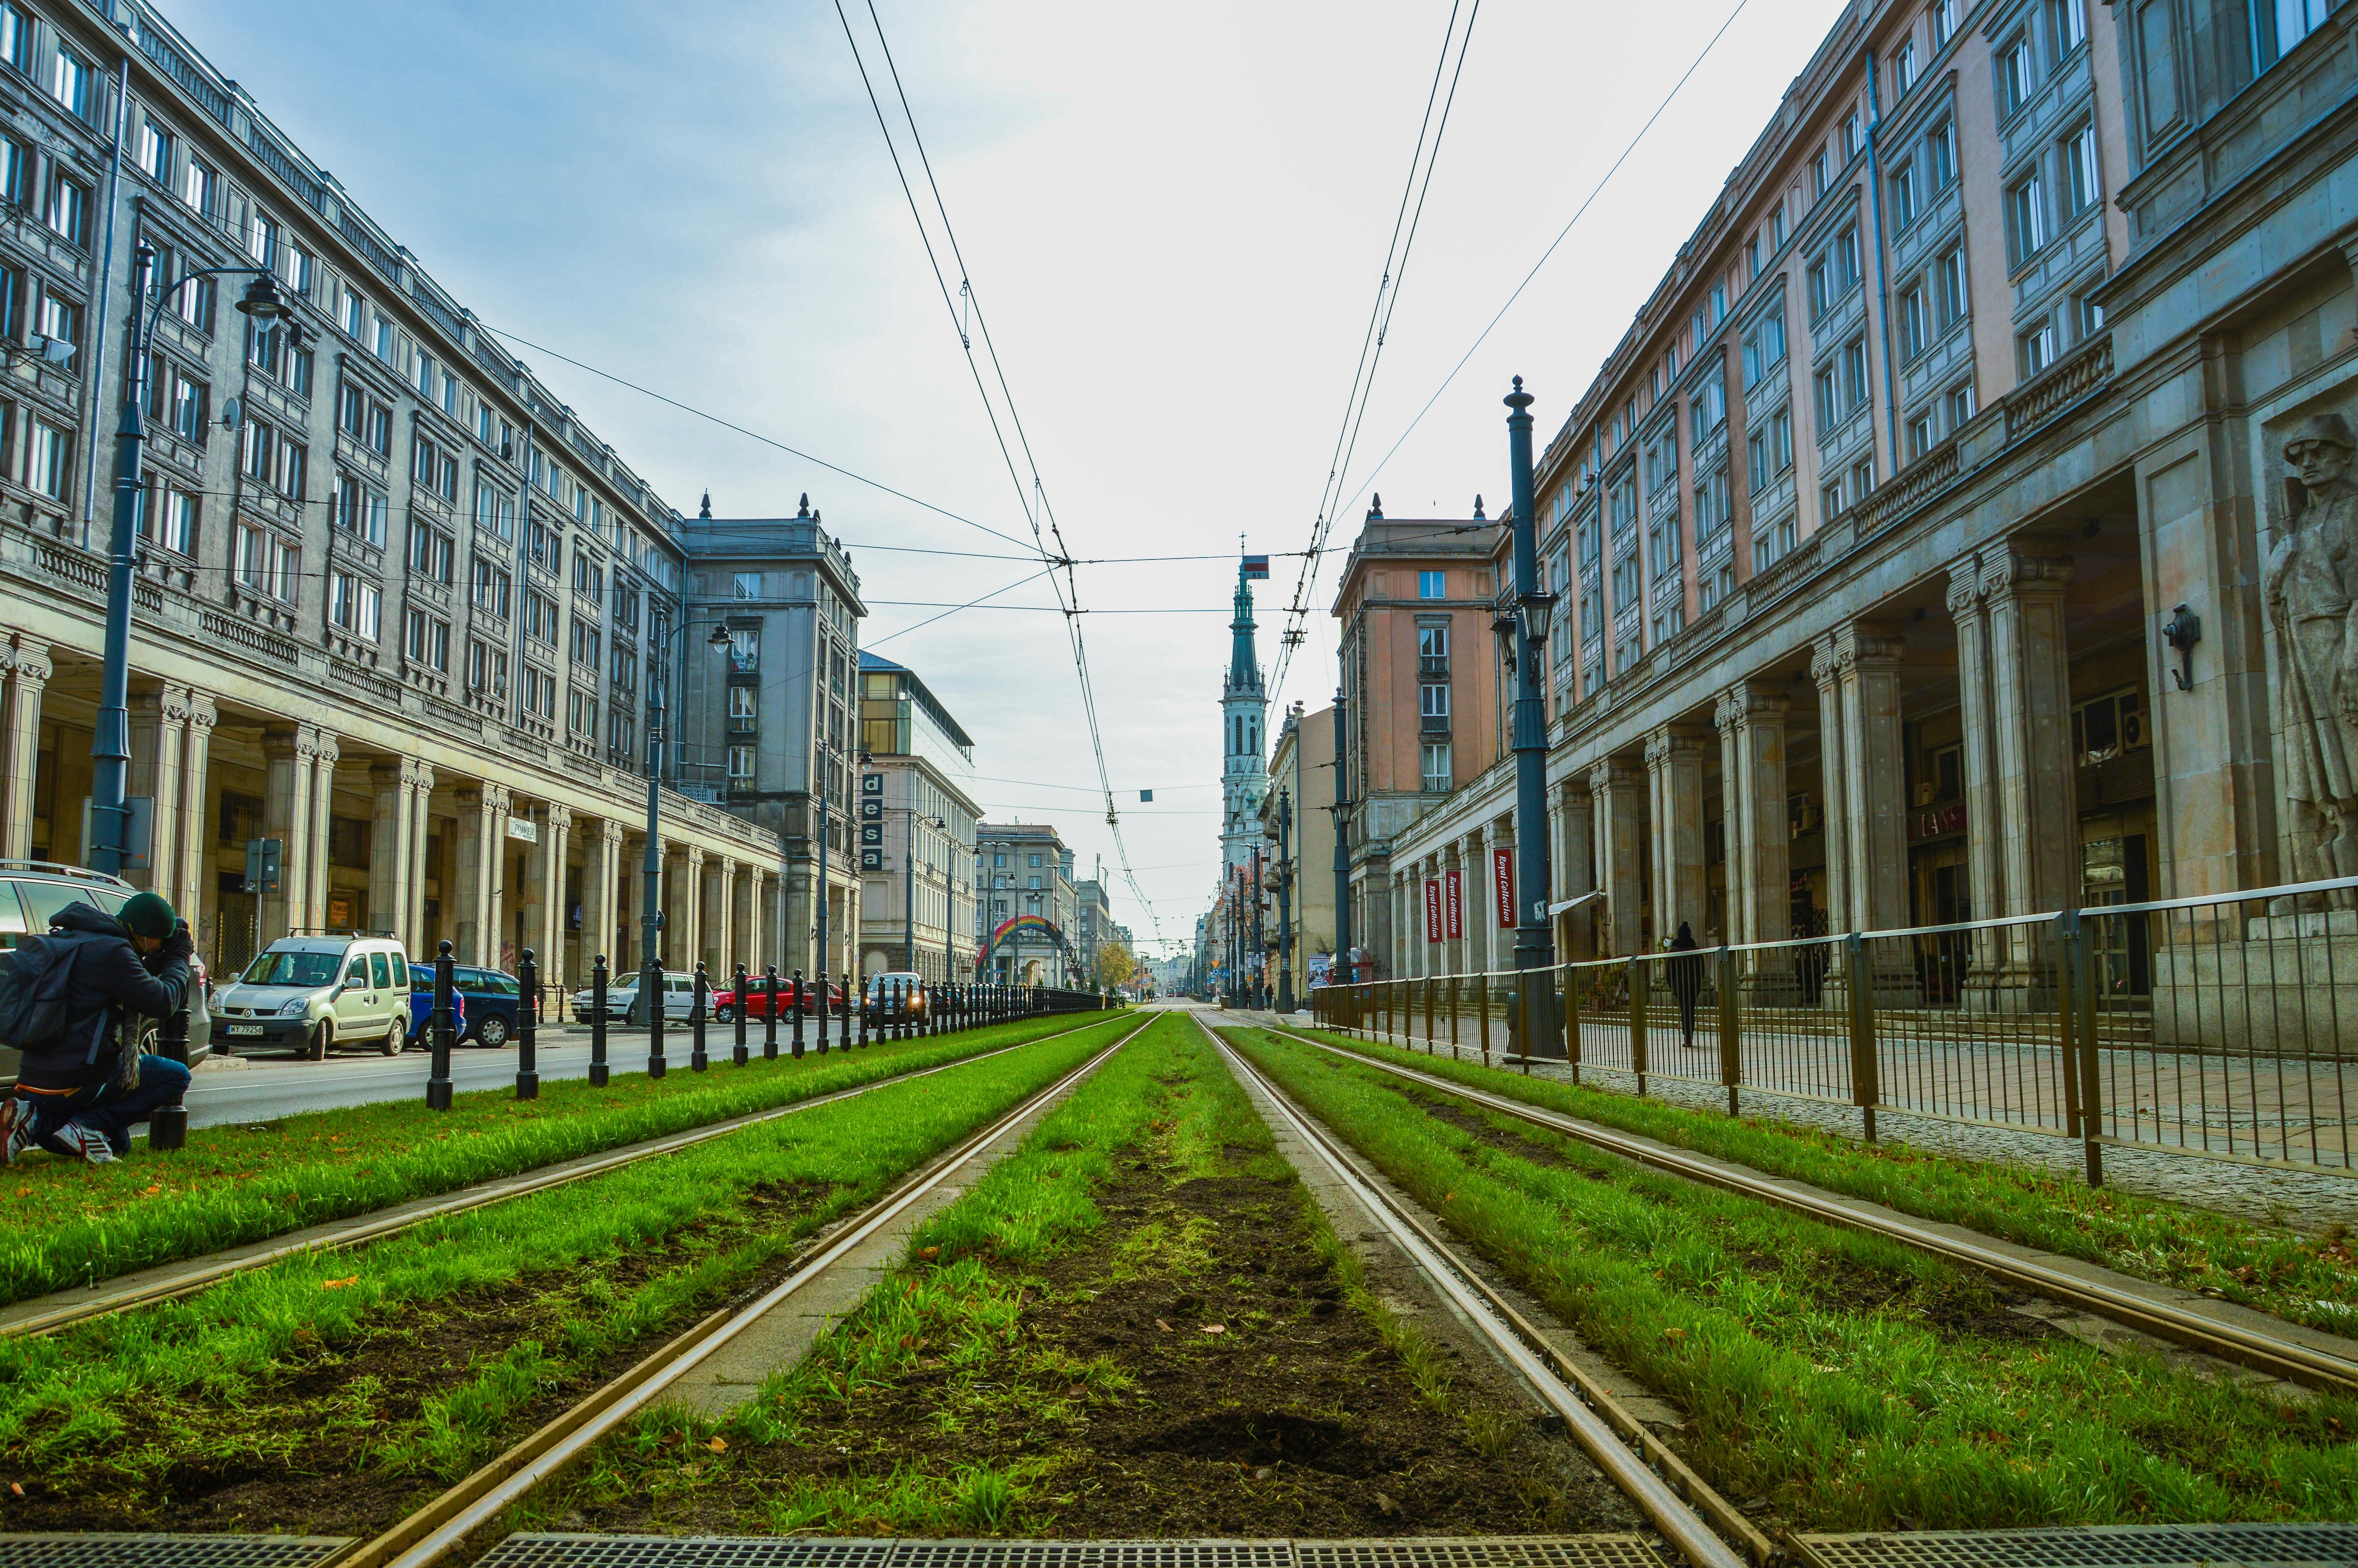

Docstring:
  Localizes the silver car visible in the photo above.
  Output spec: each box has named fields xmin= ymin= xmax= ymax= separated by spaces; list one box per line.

xmin=214 ymin=935 xmax=410 ymax=1059
xmin=570 ymin=970 xmax=695 ymax=1024
xmin=0 ymin=860 xmax=213 ymax=1083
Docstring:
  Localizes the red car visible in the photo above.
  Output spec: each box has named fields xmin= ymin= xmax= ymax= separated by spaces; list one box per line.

xmin=711 ymin=978 xmax=845 ymax=1023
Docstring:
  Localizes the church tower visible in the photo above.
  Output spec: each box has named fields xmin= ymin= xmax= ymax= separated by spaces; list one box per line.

xmin=1221 ymin=556 xmax=1270 ymax=875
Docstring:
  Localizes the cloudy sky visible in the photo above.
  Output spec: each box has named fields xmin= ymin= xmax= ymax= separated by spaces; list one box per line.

xmin=173 ymin=0 xmax=1842 ymax=954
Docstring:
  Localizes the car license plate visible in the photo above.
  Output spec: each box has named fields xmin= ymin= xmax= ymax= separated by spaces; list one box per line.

xmin=227 ymin=1024 xmax=264 ymax=1036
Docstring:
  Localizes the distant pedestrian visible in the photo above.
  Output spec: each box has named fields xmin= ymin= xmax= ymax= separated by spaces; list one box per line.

xmin=0 ymin=893 xmax=194 ymax=1165
xmin=1667 ymin=921 xmax=1704 ymax=1049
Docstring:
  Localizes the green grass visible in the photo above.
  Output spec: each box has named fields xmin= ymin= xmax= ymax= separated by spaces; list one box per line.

xmin=0 ymin=1010 xmax=1110 ymax=1309
xmin=1285 ymin=1023 xmax=2358 ymax=1335
xmin=1232 ymin=1026 xmax=2358 ymax=1531
xmin=0 ymin=1015 xmax=1131 ymax=1507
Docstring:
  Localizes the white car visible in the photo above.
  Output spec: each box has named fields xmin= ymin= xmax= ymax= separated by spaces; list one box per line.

xmin=570 ymin=970 xmax=695 ymax=1024
xmin=215 ymin=934 xmax=411 ymax=1059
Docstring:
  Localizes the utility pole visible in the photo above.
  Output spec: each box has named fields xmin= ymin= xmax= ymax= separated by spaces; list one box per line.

xmin=1275 ymin=788 xmax=1294 ymax=1012
xmin=1505 ymin=377 xmax=1562 ymax=1058
xmin=1251 ymin=845 xmax=1265 ymax=1008
xmin=1330 ymin=693 xmax=1352 ymax=983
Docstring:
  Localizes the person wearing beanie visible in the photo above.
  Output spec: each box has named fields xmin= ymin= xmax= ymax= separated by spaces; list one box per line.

xmin=0 ymin=891 xmax=194 ymax=1165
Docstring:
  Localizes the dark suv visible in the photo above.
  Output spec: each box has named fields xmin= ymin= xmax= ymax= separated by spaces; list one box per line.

xmin=0 ymin=860 xmax=213 ymax=1083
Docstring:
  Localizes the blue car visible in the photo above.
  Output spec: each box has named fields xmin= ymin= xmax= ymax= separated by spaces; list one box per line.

xmin=407 ymin=966 xmax=523 ymax=1048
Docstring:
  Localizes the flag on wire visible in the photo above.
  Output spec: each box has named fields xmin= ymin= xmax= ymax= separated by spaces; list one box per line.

xmin=1139 ymin=789 xmax=1154 ymax=802
xmin=1241 ymin=555 xmax=1270 ymax=579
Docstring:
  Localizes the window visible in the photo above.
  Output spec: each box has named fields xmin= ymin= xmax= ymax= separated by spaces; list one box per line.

xmin=1931 ymin=0 xmax=1958 ymax=46
xmin=1644 ymin=426 xmax=1678 ymax=493
xmin=466 ymin=638 xmax=508 ymax=698
xmin=246 ymin=209 xmax=278 ymax=269
xmin=48 ymin=43 xmax=89 ymax=118
xmin=1948 ymin=381 xmax=1976 ymax=427
xmin=728 ymin=744 xmax=755 ymax=782
xmin=568 ymin=688 xmax=599 ymax=738
xmin=1851 ymin=457 xmax=1876 ymax=502
xmin=278 ymin=241 xmax=312 ymax=296
xmin=572 ymin=550 xmax=603 ymax=598
xmin=1419 ymin=681 xmax=1450 ymax=720
xmin=1811 ymin=149 xmax=1830 ymax=196
xmin=2021 ymin=315 xmax=2060 ymax=374
xmin=137 ymin=118 xmax=172 ymax=185
xmin=1696 ymin=466 xmax=1732 ymax=544
xmin=0 ymin=134 xmax=24 ymax=210
xmin=1901 ymin=281 xmax=1928 ymax=358
xmin=1894 ymin=38 xmax=1917 ymax=95
xmin=727 ymin=682 xmax=756 ymax=731
xmin=333 ymin=474 xmax=388 ymax=548
xmin=1418 ymin=623 xmax=1449 ymax=663
xmin=19 ymin=416 xmax=63 ymax=500
xmin=373 ymin=315 xmax=394 ymax=361
xmin=234 ymin=523 xmax=297 ymax=602
xmin=2049 ymin=0 xmax=2087 ymax=55
xmin=170 ymin=270 xmax=214 ymax=331
xmin=1690 ymin=376 xmax=1726 ymax=441
xmin=523 ymin=590 xmax=559 ymax=647
xmin=404 ymin=612 xmax=449 ymax=674
xmin=1821 ymin=477 xmax=1846 ymax=518
xmin=2009 ymin=172 xmax=2049 ymax=264
xmin=32 ymin=287 xmax=76 ymax=358
xmin=1770 ymin=204 xmax=1787 ymax=249
xmin=520 ymin=665 xmax=556 ymax=722
xmin=608 ymin=709 xmax=634 ymax=760
xmin=2071 ymin=687 xmax=2148 ymax=765
xmin=2062 ymin=124 xmax=2098 ymax=214
xmin=1709 ymin=282 xmax=1727 ymax=323
xmin=2255 ymin=0 xmax=2331 ymax=67
xmin=1417 ymin=569 xmax=1445 ymax=598
xmin=569 ymin=618 xmax=600 ymax=669
xmin=407 ymin=517 xmax=453 ymax=584
xmin=0 ymin=4 xmax=27 ymax=75
xmin=1890 ymin=159 xmax=1917 ymax=227
xmin=276 ymin=436 xmax=306 ymax=497
xmin=1937 ymin=247 xmax=1967 ymax=323
xmin=413 ymin=435 xmax=458 ymax=502
xmin=1928 ymin=120 xmax=1957 ymax=188
xmin=611 ymin=643 xmax=638 ymax=693
xmin=339 ymin=384 xmax=392 ymax=455
xmin=328 ymin=571 xmax=381 ymax=641
xmin=474 ymin=480 xmax=516 ymax=539
xmin=727 ymin=625 xmax=759 ymax=674
xmin=2000 ymin=38 xmax=2033 ymax=115
xmin=1420 ymin=742 xmax=1452 ymax=793
xmin=1842 ymin=340 xmax=1869 ymax=412
xmin=44 ymin=173 xmax=87 ymax=248
xmin=471 ymin=558 xmax=511 ymax=619
xmin=1909 ymin=411 xmax=1936 ymax=457
xmin=180 ymin=157 xmax=216 ymax=217
xmin=1770 ymin=406 xmax=1793 ymax=472
xmin=733 ymin=570 xmax=762 ymax=600
xmin=1814 ymin=364 xmax=1839 ymax=430
xmin=1841 ymin=111 xmax=1863 ymax=160
xmin=1747 ymin=430 xmax=1769 ymax=493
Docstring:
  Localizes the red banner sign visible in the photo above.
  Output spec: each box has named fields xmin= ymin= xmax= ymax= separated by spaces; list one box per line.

xmin=1493 ymin=847 xmax=1514 ymax=929
xmin=1424 ymin=879 xmax=1443 ymax=943
xmin=1444 ymin=869 xmax=1463 ymax=939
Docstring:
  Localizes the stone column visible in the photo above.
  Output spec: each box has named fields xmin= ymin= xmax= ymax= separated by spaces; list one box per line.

xmin=406 ymin=763 xmax=435 ymax=951
xmin=1809 ymin=636 xmax=1851 ymax=933
xmin=128 ymin=684 xmax=191 ymax=896
xmin=683 ymin=846 xmax=707 ymax=976
xmin=453 ymin=785 xmax=508 ymax=965
xmin=1833 ymin=624 xmax=1909 ymax=935
xmin=1556 ymin=785 xmax=1596 ymax=961
xmin=743 ymin=869 xmax=765 ymax=979
xmin=1590 ymin=758 xmax=1645 ymax=957
xmin=718 ymin=858 xmax=741 ymax=975
xmin=304 ymin=731 xmax=339 ymax=931
xmin=1647 ymin=726 xmax=1708 ymax=942
xmin=370 ymin=760 xmax=416 ymax=949
xmin=579 ymin=819 xmax=616 ymax=973
xmin=260 ymin=726 xmax=315 ymax=942
xmin=1716 ymin=682 xmax=1792 ymax=949
xmin=1 ymin=641 xmax=52 ymax=860
xmin=1948 ymin=559 xmax=2004 ymax=951
xmin=535 ymin=804 xmax=572 ymax=999
xmin=1482 ymin=823 xmax=1511 ymax=972
xmin=178 ymin=693 xmax=217 ymax=933
xmin=1984 ymin=550 xmax=2077 ymax=998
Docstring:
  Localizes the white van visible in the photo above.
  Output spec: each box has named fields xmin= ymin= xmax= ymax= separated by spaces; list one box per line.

xmin=215 ymin=933 xmax=411 ymax=1059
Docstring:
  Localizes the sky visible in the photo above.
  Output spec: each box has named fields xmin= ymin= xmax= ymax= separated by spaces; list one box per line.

xmin=171 ymin=0 xmax=1846 ymax=956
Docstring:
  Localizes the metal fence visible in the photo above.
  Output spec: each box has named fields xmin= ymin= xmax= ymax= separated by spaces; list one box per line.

xmin=1307 ymin=876 xmax=2358 ymax=1185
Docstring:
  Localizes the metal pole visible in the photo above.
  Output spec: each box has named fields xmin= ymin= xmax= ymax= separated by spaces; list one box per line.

xmin=590 ymin=953 xmax=609 ymax=1087
xmin=516 ymin=948 xmax=539 ymax=1100
xmin=642 ymin=721 xmax=664 ymax=1077
xmin=1331 ymin=693 xmax=1352 ymax=983
xmin=149 ymin=987 xmax=189 ymax=1151
xmin=428 ymin=940 xmax=456 ymax=1109
xmin=88 ymin=245 xmax=157 ymax=877
xmin=815 ymin=743 xmax=831 ymax=985
xmin=1505 ymin=377 xmax=1561 ymax=1058
xmin=791 ymin=967 xmax=806 ymax=1058
xmin=1252 ymin=846 xmax=1265 ymax=1008
xmin=764 ymin=964 xmax=779 ymax=1060
xmin=691 ymin=959 xmax=710 ymax=1071
xmin=904 ymin=808 xmax=916 ymax=972
xmin=1276 ymin=789 xmax=1295 ymax=1012
xmin=733 ymin=961 xmax=751 ymax=1066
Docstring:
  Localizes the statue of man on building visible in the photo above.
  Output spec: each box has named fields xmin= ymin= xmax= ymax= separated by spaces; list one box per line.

xmin=2265 ymin=412 xmax=2358 ymax=907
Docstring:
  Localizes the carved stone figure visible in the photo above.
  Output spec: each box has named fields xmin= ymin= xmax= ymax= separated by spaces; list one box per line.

xmin=2264 ymin=413 xmax=2358 ymax=908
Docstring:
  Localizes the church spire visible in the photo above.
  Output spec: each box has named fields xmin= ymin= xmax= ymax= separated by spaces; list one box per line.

xmin=1227 ymin=559 xmax=1261 ymax=695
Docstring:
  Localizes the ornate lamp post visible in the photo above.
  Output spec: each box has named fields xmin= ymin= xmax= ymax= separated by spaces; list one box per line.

xmin=1504 ymin=377 xmax=1563 ymax=1059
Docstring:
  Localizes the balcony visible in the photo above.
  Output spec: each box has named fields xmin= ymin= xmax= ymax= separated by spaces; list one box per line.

xmin=1419 ymin=711 xmax=1451 ymax=736
xmin=1418 ymin=656 xmax=1449 ymax=678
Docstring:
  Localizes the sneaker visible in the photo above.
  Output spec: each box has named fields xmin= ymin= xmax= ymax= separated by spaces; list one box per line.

xmin=0 ymin=1099 xmax=31 ymax=1166
xmin=50 ymin=1123 xmax=117 ymax=1165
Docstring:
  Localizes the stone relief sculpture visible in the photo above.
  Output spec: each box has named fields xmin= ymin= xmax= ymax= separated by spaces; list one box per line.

xmin=2264 ymin=413 xmax=2358 ymax=909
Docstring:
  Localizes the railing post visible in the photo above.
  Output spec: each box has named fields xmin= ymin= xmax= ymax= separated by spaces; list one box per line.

xmin=645 ymin=956 xmax=668 ymax=1080
xmin=791 ymin=968 xmax=806 ymax=1058
xmin=1845 ymin=932 xmax=1878 ymax=1143
xmin=1423 ymin=976 xmax=1435 ymax=1054
xmin=764 ymin=966 xmax=779 ymax=1060
xmin=732 ymin=961 xmax=751 ymax=1066
xmin=2065 ymin=908 xmax=2104 ymax=1188
xmin=428 ymin=940 xmax=456 ymax=1109
xmin=1716 ymin=945 xmax=1739 ymax=1116
xmin=516 ymin=949 xmax=539 ymax=1100
xmin=691 ymin=959 xmax=710 ymax=1072
xmin=1448 ymin=974 xmax=1461 ymax=1059
xmin=1563 ymin=965 xmax=1581 ymax=1083
xmin=588 ymin=953 xmax=610 ymax=1087
xmin=858 ymin=976 xmax=872 ymax=1048
xmin=149 ymin=993 xmax=190 ymax=1151
xmin=1629 ymin=956 xmax=1648 ymax=1096
xmin=814 ymin=970 xmax=830 ymax=1056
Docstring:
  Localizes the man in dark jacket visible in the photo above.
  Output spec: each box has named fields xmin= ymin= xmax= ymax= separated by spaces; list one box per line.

xmin=1 ymin=892 xmax=194 ymax=1165
xmin=1666 ymin=920 xmax=1705 ymax=1049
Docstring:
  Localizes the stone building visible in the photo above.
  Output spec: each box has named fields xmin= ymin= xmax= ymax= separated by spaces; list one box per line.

xmin=0 ymin=0 xmax=781 ymax=1007
xmin=854 ymin=650 xmax=980 ymax=985
xmin=1261 ymin=700 xmax=1338 ymax=1000
xmin=978 ymin=822 xmax=1077 ymax=985
xmin=1372 ymin=0 xmax=2358 ymax=996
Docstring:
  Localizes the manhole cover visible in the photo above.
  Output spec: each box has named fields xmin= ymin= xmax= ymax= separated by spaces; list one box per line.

xmin=476 ymin=1539 xmax=1666 ymax=1568
xmin=1795 ymin=1523 xmax=2358 ymax=1568
xmin=0 ymin=1538 xmax=353 ymax=1568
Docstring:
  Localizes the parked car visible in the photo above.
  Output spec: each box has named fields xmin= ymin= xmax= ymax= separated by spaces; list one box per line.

xmin=0 ymin=860 xmax=213 ymax=1083
xmin=569 ymin=970 xmax=695 ymax=1025
xmin=215 ymin=933 xmax=410 ymax=1059
xmin=405 ymin=965 xmax=522 ymax=1046
xmin=405 ymin=985 xmax=466 ymax=1048
xmin=862 ymin=971 xmax=929 ymax=1025
xmin=710 ymin=976 xmax=846 ymax=1023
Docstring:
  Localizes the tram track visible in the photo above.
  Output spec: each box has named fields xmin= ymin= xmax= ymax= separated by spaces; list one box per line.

xmin=314 ymin=1014 xmax=1150 ymax=1568
xmin=0 ymin=1012 xmax=1130 ymax=1342
xmin=1191 ymin=1012 xmax=1764 ymax=1568
xmin=1260 ymin=1024 xmax=2358 ymax=1400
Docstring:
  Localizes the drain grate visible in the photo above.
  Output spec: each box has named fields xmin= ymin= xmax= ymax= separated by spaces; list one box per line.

xmin=475 ymin=1539 xmax=1666 ymax=1568
xmin=0 ymin=1537 xmax=354 ymax=1568
xmin=1795 ymin=1523 xmax=2358 ymax=1568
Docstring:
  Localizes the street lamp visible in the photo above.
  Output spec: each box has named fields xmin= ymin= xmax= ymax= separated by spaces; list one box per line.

xmin=813 ymin=741 xmax=871 ymax=988
xmin=634 ymin=617 xmax=736 ymax=1039
xmin=90 ymin=252 xmax=291 ymax=875
xmin=1275 ymin=787 xmax=1295 ymax=1013
xmin=1503 ymin=376 xmax=1562 ymax=1060
xmin=901 ymin=810 xmax=948 ymax=974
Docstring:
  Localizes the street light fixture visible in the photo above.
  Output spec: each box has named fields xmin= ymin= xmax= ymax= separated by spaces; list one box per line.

xmin=635 ymin=615 xmax=736 ymax=1049
xmin=90 ymin=250 xmax=298 ymax=876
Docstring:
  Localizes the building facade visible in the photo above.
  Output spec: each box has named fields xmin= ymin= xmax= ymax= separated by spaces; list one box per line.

xmin=854 ymin=650 xmax=980 ymax=985
xmin=0 ymin=0 xmax=782 ymax=1008
xmin=1261 ymin=700 xmax=1338 ymax=1001
xmin=978 ymin=822 xmax=1077 ymax=985
xmin=1366 ymin=0 xmax=2358 ymax=996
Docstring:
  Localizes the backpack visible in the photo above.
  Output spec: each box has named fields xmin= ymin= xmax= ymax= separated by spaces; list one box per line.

xmin=0 ymin=933 xmax=101 ymax=1057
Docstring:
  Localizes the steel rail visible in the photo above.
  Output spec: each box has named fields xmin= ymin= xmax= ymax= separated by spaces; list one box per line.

xmin=3 ymin=1014 xmax=1130 ymax=1341
xmin=330 ymin=1016 xmax=1150 ymax=1568
xmin=1196 ymin=1016 xmax=1766 ymax=1568
xmin=1269 ymin=1026 xmax=2358 ymax=1398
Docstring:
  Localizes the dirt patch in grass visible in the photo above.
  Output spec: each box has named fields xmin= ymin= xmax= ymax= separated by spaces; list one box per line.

xmin=571 ymin=1160 xmax=1636 ymax=1539
xmin=0 ymin=1180 xmax=832 ymax=1538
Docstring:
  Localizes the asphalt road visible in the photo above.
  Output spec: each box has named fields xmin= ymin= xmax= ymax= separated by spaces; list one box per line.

xmin=183 ymin=1024 xmax=856 ymax=1127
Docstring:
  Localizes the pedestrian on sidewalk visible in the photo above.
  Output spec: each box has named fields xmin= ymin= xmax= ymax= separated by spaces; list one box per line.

xmin=1667 ymin=921 xmax=1704 ymax=1049
xmin=0 ymin=892 xmax=195 ymax=1166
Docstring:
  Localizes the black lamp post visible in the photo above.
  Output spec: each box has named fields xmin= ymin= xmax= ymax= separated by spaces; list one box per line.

xmin=638 ymin=620 xmax=735 ymax=1044
xmin=1504 ymin=377 xmax=1563 ymax=1059
xmin=91 ymin=252 xmax=290 ymax=875
xmin=1275 ymin=787 xmax=1295 ymax=1012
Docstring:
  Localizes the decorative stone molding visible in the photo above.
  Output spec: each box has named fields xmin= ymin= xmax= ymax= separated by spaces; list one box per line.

xmin=1978 ymin=548 xmax=2074 ymax=602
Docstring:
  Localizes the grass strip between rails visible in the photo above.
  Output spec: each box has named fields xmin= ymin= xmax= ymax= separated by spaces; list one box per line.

xmin=1285 ymin=1024 xmax=2357 ymax=1335
xmin=0 ymin=1010 xmax=1116 ymax=1309
xmin=538 ymin=1012 xmax=1608 ymax=1541
xmin=0 ymin=1015 xmax=1132 ymax=1535
xmin=1230 ymin=1026 xmax=2358 ymax=1533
